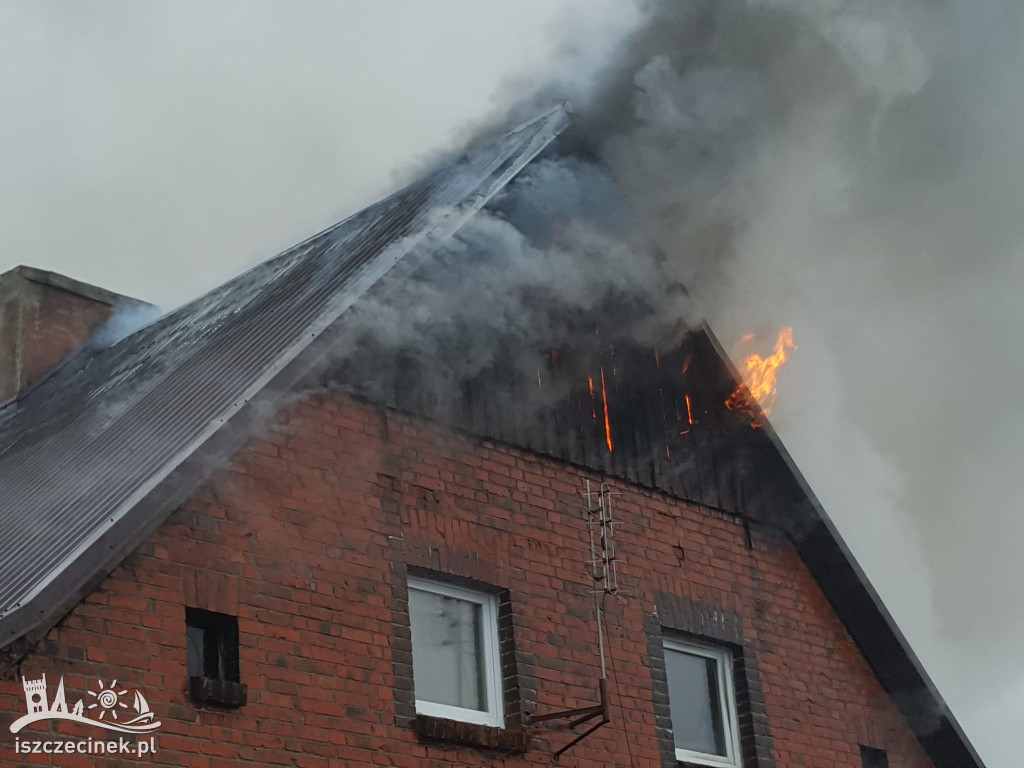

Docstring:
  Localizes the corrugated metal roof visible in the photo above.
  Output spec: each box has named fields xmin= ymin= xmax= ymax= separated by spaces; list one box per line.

xmin=0 ymin=105 xmax=569 ymax=646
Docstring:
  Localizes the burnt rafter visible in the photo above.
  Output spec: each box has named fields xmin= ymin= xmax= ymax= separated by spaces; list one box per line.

xmin=327 ymin=310 xmax=778 ymax=525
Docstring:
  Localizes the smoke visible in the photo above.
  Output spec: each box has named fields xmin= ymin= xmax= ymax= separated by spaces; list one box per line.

xmin=91 ymin=301 xmax=163 ymax=347
xmin=1 ymin=1 xmax=1021 ymax=763
xmin=487 ymin=1 xmax=1023 ymax=764
xmin=0 ymin=0 xmax=630 ymax=307
xmin=335 ymin=155 xmax=681 ymax=404
xmin=354 ymin=1 xmax=1024 ymax=763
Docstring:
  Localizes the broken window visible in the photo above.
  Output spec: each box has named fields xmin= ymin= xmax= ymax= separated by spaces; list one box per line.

xmin=186 ymin=608 xmax=240 ymax=683
xmin=185 ymin=607 xmax=246 ymax=708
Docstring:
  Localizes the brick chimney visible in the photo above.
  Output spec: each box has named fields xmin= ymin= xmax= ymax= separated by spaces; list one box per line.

xmin=0 ymin=266 xmax=153 ymax=403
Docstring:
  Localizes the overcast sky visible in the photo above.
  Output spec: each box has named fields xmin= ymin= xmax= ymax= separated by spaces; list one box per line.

xmin=1 ymin=3 xmax=1019 ymax=766
xmin=0 ymin=0 xmax=631 ymax=305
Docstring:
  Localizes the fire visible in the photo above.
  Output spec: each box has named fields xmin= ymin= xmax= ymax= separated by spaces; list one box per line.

xmin=600 ymin=367 xmax=613 ymax=452
xmin=726 ymin=327 xmax=795 ymax=419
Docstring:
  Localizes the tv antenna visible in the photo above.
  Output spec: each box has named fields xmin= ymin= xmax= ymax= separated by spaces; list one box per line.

xmin=527 ymin=479 xmax=623 ymax=760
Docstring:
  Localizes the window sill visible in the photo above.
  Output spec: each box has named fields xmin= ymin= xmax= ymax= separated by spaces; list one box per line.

xmin=412 ymin=715 xmax=528 ymax=753
xmin=188 ymin=676 xmax=247 ymax=708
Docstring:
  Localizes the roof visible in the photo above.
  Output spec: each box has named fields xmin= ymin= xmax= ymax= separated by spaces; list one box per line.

xmin=0 ymin=104 xmax=569 ymax=647
xmin=0 ymin=105 xmax=982 ymax=768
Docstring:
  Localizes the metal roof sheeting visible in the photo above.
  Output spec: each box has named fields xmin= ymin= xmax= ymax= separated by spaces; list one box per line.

xmin=0 ymin=105 xmax=568 ymax=645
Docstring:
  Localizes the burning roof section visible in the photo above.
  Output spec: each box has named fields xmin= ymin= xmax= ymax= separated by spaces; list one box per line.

xmin=0 ymin=104 xmax=983 ymax=768
xmin=0 ymin=105 xmax=569 ymax=648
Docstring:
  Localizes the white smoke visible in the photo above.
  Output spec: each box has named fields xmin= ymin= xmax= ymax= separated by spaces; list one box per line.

xmin=91 ymin=301 xmax=163 ymax=347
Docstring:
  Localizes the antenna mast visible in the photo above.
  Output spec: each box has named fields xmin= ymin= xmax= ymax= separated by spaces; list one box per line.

xmin=527 ymin=479 xmax=621 ymax=760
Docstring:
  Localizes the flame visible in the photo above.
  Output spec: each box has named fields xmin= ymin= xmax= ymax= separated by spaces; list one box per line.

xmin=600 ymin=367 xmax=613 ymax=452
xmin=684 ymin=394 xmax=694 ymax=425
xmin=726 ymin=327 xmax=795 ymax=418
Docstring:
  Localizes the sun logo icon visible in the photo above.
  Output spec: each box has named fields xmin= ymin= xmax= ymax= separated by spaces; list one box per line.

xmin=87 ymin=679 xmax=129 ymax=721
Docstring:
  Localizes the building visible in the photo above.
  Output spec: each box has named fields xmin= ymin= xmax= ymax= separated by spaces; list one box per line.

xmin=0 ymin=107 xmax=983 ymax=767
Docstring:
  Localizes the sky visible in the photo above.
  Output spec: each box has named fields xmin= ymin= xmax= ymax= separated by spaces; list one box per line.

xmin=0 ymin=2 xmax=1020 ymax=765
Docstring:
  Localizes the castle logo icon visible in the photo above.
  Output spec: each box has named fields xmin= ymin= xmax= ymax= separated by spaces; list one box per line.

xmin=10 ymin=674 xmax=161 ymax=735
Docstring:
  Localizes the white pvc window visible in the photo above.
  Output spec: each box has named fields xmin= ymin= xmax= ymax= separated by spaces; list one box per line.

xmin=407 ymin=577 xmax=504 ymax=727
xmin=663 ymin=638 xmax=742 ymax=767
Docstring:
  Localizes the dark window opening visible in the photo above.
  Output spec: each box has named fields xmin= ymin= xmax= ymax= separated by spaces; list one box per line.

xmin=860 ymin=746 xmax=889 ymax=768
xmin=185 ymin=607 xmax=246 ymax=708
xmin=186 ymin=607 xmax=240 ymax=682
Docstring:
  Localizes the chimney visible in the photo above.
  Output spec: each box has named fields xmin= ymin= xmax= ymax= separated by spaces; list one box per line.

xmin=0 ymin=265 xmax=154 ymax=403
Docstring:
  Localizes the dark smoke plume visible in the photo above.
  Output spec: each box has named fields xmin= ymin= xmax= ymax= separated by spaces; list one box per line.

xmin=353 ymin=3 xmax=1024 ymax=765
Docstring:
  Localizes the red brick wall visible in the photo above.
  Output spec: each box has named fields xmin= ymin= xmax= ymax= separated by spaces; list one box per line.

xmin=0 ymin=392 xmax=935 ymax=768
xmin=0 ymin=273 xmax=117 ymax=402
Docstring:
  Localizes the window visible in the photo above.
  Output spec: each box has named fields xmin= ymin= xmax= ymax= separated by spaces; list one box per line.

xmin=186 ymin=608 xmax=246 ymax=708
xmin=407 ymin=577 xmax=504 ymax=727
xmin=860 ymin=746 xmax=889 ymax=768
xmin=663 ymin=638 xmax=742 ymax=767
xmin=186 ymin=608 xmax=240 ymax=682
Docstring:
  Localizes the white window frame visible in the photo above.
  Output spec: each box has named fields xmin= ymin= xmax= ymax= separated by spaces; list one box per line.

xmin=663 ymin=637 xmax=742 ymax=768
xmin=407 ymin=577 xmax=504 ymax=727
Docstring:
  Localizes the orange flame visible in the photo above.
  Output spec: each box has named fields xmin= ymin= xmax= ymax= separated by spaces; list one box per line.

xmin=600 ymin=367 xmax=613 ymax=452
xmin=726 ymin=327 xmax=796 ymax=418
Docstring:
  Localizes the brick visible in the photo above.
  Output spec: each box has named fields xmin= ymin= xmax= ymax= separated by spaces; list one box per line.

xmin=0 ymin=393 xmax=936 ymax=768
